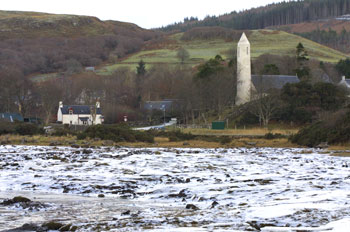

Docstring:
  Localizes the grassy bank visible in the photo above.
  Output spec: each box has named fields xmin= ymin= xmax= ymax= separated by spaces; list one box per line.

xmin=179 ymin=127 xmax=298 ymax=136
xmin=0 ymin=134 xmax=296 ymax=148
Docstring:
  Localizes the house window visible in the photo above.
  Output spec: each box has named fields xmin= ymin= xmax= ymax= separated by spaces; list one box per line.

xmin=83 ymin=121 xmax=87 ymax=125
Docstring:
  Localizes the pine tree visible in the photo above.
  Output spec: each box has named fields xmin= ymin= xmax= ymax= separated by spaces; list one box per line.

xmin=136 ymin=60 xmax=146 ymax=76
xmin=295 ymin=43 xmax=310 ymax=81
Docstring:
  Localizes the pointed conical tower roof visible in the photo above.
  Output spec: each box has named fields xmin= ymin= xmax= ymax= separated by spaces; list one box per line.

xmin=238 ymin=32 xmax=250 ymax=45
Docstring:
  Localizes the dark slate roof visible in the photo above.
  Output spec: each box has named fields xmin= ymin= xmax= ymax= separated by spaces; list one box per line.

xmin=252 ymin=75 xmax=299 ymax=92
xmin=0 ymin=113 xmax=24 ymax=122
xmin=144 ymin=101 xmax=173 ymax=111
xmin=60 ymin=105 xmax=102 ymax=115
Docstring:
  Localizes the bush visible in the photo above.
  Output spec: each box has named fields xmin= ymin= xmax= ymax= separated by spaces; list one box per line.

xmin=148 ymin=129 xmax=195 ymax=142
xmin=264 ymin=133 xmax=285 ymax=140
xmin=290 ymin=122 xmax=328 ymax=147
xmin=76 ymin=133 xmax=87 ymax=140
xmin=14 ymin=123 xmax=43 ymax=136
xmin=167 ymin=130 xmax=196 ymax=141
xmin=0 ymin=122 xmax=15 ymax=135
xmin=290 ymin=110 xmax=350 ymax=147
xmin=220 ymin=136 xmax=232 ymax=145
xmin=82 ymin=124 xmax=154 ymax=143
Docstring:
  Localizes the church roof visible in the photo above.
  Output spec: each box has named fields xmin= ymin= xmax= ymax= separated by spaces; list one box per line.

xmin=238 ymin=33 xmax=250 ymax=45
xmin=252 ymin=75 xmax=300 ymax=92
xmin=60 ymin=105 xmax=102 ymax=115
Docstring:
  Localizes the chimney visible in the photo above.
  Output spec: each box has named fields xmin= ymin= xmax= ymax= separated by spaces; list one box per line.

xmin=96 ymin=100 xmax=100 ymax=109
xmin=59 ymin=101 xmax=63 ymax=108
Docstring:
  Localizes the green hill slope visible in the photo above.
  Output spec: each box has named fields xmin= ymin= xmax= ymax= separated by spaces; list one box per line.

xmin=98 ymin=30 xmax=348 ymax=74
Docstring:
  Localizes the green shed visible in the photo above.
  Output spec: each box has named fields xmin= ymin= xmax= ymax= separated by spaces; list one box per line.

xmin=212 ymin=121 xmax=225 ymax=130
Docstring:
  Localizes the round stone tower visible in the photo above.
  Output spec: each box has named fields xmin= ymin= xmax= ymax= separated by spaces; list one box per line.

xmin=236 ymin=33 xmax=251 ymax=105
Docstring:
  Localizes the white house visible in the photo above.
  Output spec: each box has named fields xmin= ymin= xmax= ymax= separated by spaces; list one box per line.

xmin=57 ymin=101 xmax=104 ymax=125
xmin=338 ymin=76 xmax=350 ymax=88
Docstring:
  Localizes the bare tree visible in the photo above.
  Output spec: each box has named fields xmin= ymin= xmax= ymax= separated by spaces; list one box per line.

xmin=38 ymin=79 xmax=63 ymax=124
xmin=250 ymin=88 xmax=281 ymax=127
xmin=176 ymin=48 xmax=190 ymax=64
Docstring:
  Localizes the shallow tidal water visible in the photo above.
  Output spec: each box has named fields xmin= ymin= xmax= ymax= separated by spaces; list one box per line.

xmin=1 ymin=145 xmax=350 ymax=231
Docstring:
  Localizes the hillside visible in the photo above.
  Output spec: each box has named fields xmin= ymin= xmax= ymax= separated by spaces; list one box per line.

xmin=0 ymin=10 xmax=160 ymax=76
xmin=269 ymin=17 xmax=350 ymax=34
xmin=98 ymin=29 xmax=347 ymax=74
xmin=0 ymin=10 xmax=150 ymax=39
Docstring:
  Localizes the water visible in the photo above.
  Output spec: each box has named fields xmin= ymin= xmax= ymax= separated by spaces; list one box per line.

xmin=0 ymin=145 xmax=350 ymax=231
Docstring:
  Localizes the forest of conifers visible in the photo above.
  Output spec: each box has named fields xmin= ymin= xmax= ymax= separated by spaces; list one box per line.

xmin=161 ymin=0 xmax=350 ymax=31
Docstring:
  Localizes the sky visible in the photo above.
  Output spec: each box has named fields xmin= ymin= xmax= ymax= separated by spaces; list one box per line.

xmin=1 ymin=0 xmax=286 ymax=29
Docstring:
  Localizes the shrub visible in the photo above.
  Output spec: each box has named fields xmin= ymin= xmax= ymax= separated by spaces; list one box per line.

xmin=220 ymin=136 xmax=232 ymax=145
xmin=134 ymin=131 xmax=154 ymax=143
xmin=167 ymin=130 xmax=195 ymax=141
xmin=14 ymin=123 xmax=43 ymax=136
xmin=264 ymin=133 xmax=285 ymax=140
xmin=76 ymin=133 xmax=87 ymax=140
xmin=82 ymin=124 xmax=154 ymax=143
xmin=0 ymin=122 xmax=15 ymax=135
xmin=290 ymin=110 xmax=350 ymax=147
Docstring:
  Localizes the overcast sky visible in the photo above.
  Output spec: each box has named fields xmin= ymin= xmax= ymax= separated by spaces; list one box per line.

xmin=1 ymin=0 xmax=286 ymax=29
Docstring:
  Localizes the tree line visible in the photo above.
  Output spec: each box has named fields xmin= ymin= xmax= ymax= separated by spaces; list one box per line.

xmin=160 ymin=0 xmax=350 ymax=32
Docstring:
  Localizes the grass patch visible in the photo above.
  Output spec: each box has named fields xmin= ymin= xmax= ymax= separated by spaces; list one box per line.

xmin=98 ymin=29 xmax=347 ymax=74
xmin=179 ymin=127 xmax=298 ymax=136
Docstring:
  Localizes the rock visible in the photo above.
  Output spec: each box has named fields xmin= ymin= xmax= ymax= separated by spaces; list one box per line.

xmin=49 ymin=141 xmax=58 ymax=146
xmin=42 ymin=221 xmax=64 ymax=230
xmin=317 ymin=142 xmax=329 ymax=149
xmin=71 ymin=144 xmax=80 ymax=148
xmin=185 ymin=204 xmax=199 ymax=210
xmin=169 ymin=189 xmax=188 ymax=198
xmin=3 ymin=223 xmax=43 ymax=232
xmin=98 ymin=194 xmax=105 ymax=198
xmin=1 ymin=196 xmax=50 ymax=211
xmin=68 ymin=140 xmax=77 ymax=145
xmin=58 ymin=224 xmax=76 ymax=231
xmin=244 ymin=141 xmax=257 ymax=146
xmin=247 ymin=221 xmax=276 ymax=230
xmin=121 ymin=210 xmax=131 ymax=216
xmin=82 ymin=149 xmax=92 ymax=154
xmin=183 ymin=142 xmax=190 ymax=146
xmin=1 ymin=196 xmax=31 ymax=205
xmin=211 ymin=201 xmax=219 ymax=208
